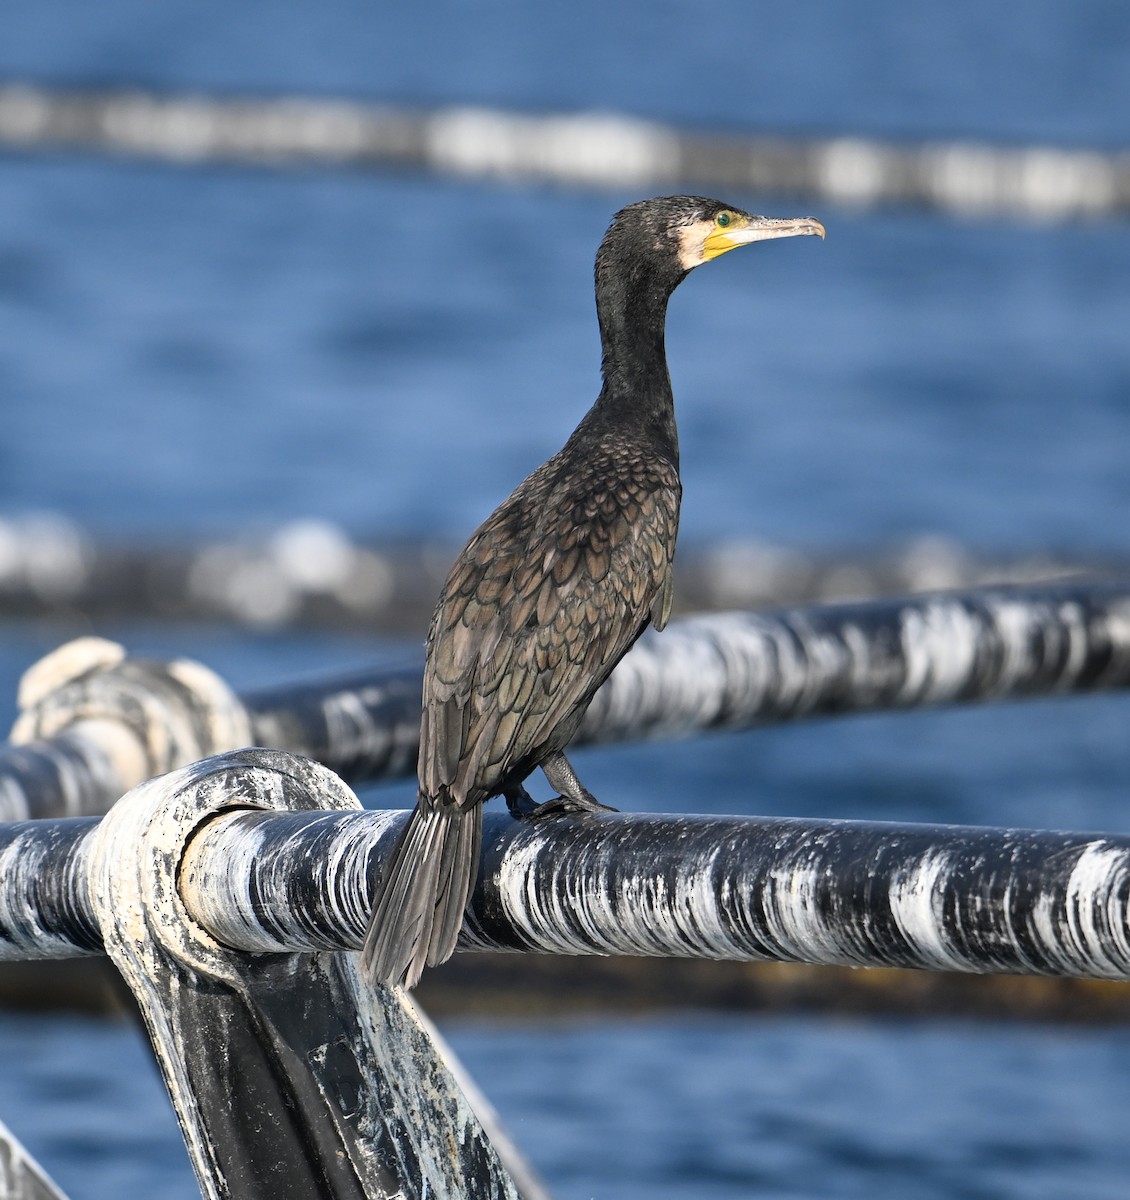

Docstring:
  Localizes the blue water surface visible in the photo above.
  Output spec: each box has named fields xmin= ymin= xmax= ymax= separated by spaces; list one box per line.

xmin=2 ymin=1011 xmax=1129 ymax=1200
xmin=2 ymin=0 xmax=1130 ymax=1196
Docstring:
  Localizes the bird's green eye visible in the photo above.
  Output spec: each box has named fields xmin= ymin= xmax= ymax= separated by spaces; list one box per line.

xmin=715 ymin=211 xmax=733 ymax=228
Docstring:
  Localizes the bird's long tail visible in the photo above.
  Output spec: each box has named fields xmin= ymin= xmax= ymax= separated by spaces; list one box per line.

xmin=359 ymin=798 xmax=482 ymax=990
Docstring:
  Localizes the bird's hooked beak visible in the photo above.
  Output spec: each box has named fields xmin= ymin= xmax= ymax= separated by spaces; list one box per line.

xmin=702 ymin=214 xmax=826 ymax=262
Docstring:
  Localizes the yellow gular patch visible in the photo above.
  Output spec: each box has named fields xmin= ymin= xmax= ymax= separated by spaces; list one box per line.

xmin=702 ymin=226 xmax=742 ymax=261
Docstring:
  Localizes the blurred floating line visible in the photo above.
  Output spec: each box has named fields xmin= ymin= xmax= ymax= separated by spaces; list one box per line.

xmin=2 ymin=80 xmax=1130 ymax=221
xmin=0 ymin=512 xmax=1121 ymax=635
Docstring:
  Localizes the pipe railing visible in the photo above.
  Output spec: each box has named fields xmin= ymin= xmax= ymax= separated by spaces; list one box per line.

xmin=5 ymin=793 xmax=1130 ymax=981
xmin=2 ymin=743 xmax=1130 ymax=1196
xmin=1 ymin=576 xmax=1129 ymax=1196
xmin=3 ymin=581 xmax=1129 ymax=822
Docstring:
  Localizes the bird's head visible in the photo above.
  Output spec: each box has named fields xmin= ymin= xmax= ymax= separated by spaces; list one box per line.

xmin=599 ymin=195 xmax=825 ymax=285
xmin=673 ymin=198 xmax=826 ymax=270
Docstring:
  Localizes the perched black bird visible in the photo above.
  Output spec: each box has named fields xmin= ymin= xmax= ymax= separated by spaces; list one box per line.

xmin=361 ymin=195 xmax=824 ymax=988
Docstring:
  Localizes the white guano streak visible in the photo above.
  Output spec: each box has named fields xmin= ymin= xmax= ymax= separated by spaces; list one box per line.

xmin=500 ymin=836 xmax=662 ymax=956
xmin=1031 ymin=842 xmax=1130 ymax=978
xmin=760 ymin=857 xmax=859 ymax=967
xmin=635 ymin=619 xmax=731 ymax=735
xmin=1103 ymin=600 xmax=1130 ymax=678
xmin=1056 ymin=601 xmax=1088 ymax=685
xmin=0 ymin=831 xmax=88 ymax=957
xmin=496 ymin=834 xmax=739 ymax=958
xmin=983 ymin=597 xmax=1039 ymax=692
xmin=888 ymin=849 xmax=971 ymax=971
xmin=720 ymin=617 xmax=802 ymax=720
xmin=180 ymin=811 xmax=276 ymax=951
xmin=498 ymin=836 xmax=584 ymax=954
xmin=898 ymin=601 xmax=980 ymax=704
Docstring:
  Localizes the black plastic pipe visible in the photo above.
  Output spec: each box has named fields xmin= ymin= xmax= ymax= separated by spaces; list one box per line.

xmin=243 ymin=582 xmax=1130 ymax=781
xmin=6 ymin=805 xmax=1130 ymax=982
xmin=3 ymin=583 xmax=1129 ymax=820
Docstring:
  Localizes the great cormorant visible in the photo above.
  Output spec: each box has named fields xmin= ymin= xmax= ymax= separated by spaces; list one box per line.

xmin=361 ymin=195 xmax=824 ymax=989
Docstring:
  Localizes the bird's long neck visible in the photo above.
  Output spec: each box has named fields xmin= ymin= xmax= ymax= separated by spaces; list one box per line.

xmin=585 ymin=259 xmax=683 ymax=466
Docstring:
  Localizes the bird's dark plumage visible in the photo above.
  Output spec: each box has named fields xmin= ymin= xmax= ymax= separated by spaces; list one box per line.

xmin=360 ymin=196 xmax=824 ymax=988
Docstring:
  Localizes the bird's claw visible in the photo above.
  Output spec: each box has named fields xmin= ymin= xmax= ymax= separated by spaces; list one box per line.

xmin=504 ymin=786 xmax=539 ymax=819
xmin=521 ymin=794 xmax=618 ymax=821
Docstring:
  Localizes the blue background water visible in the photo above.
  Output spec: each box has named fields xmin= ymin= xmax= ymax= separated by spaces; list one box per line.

xmin=2 ymin=1 xmax=1130 ymax=1196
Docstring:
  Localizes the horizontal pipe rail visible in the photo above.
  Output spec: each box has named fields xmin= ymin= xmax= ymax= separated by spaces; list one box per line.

xmin=0 ymin=816 xmax=101 ymax=958
xmin=3 ymin=582 xmax=1130 ymax=822
xmin=5 ymin=805 xmax=1130 ymax=981
xmin=241 ymin=581 xmax=1130 ymax=779
xmin=3 ymin=83 xmax=1130 ymax=222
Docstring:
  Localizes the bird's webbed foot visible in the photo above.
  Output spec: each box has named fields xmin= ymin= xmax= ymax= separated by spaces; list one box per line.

xmin=521 ymin=750 xmax=619 ymax=821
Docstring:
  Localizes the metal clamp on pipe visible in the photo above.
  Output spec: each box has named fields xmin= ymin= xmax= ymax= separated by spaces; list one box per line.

xmin=3 ymin=638 xmax=252 ymax=821
xmin=85 ymin=746 xmax=540 ymax=1200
